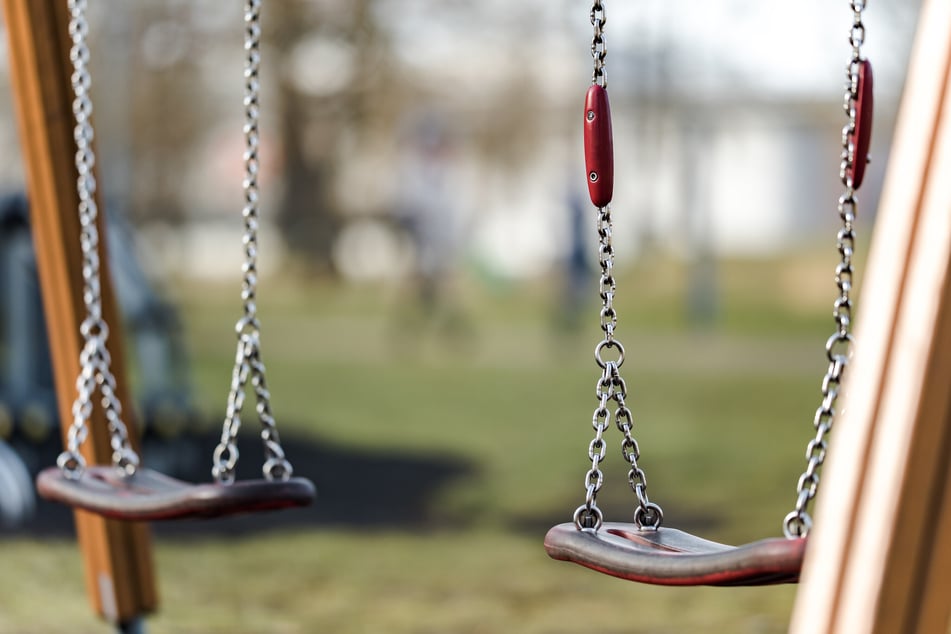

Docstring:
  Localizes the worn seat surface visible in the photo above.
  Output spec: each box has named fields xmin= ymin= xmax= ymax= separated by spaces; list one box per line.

xmin=36 ymin=466 xmax=315 ymax=521
xmin=545 ymin=522 xmax=805 ymax=586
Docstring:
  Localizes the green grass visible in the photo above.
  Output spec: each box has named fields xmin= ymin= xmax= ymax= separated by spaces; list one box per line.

xmin=0 ymin=531 xmax=799 ymax=634
xmin=0 ymin=253 xmax=852 ymax=632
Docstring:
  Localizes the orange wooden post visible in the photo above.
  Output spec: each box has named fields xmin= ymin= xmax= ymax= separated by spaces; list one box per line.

xmin=1 ymin=0 xmax=157 ymax=625
xmin=790 ymin=0 xmax=951 ymax=631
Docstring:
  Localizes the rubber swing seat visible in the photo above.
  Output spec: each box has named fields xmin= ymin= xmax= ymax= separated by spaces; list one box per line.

xmin=545 ymin=522 xmax=805 ymax=586
xmin=36 ymin=465 xmax=315 ymax=521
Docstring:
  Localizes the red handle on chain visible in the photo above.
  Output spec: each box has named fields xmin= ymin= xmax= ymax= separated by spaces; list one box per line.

xmin=584 ymin=85 xmax=614 ymax=207
xmin=848 ymin=60 xmax=873 ymax=189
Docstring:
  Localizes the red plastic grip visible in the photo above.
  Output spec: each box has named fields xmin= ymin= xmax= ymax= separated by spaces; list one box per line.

xmin=848 ymin=60 xmax=874 ymax=189
xmin=584 ymin=85 xmax=614 ymax=207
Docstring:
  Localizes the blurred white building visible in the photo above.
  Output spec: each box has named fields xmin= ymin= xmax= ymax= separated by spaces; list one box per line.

xmin=0 ymin=1 xmax=922 ymax=281
xmin=369 ymin=0 xmax=916 ymax=279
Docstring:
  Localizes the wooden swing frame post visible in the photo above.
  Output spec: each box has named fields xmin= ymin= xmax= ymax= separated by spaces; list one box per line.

xmin=792 ymin=0 xmax=951 ymax=631
xmin=1 ymin=0 xmax=157 ymax=625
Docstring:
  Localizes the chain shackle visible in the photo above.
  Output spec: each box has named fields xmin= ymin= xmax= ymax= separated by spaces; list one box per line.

xmin=57 ymin=0 xmax=141 ymax=481
xmin=785 ymin=0 xmax=869 ymax=538
xmin=212 ymin=0 xmax=294 ymax=484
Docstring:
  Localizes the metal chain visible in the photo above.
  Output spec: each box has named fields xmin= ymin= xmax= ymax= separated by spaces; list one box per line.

xmin=212 ymin=0 xmax=294 ymax=484
xmin=783 ymin=0 xmax=867 ymax=538
xmin=574 ymin=364 xmax=610 ymax=531
xmin=590 ymin=1 xmax=607 ymax=87
xmin=56 ymin=0 xmax=140 ymax=481
xmin=573 ymin=0 xmax=659 ymax=532
xmin=574 ymin=205 xmax=662 ymax=531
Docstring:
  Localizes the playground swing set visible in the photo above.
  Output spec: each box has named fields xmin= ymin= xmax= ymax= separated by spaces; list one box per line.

xmin=3 ymin=0 xmax=951 ymax=632
xmin=31 ymin=0 xmax=315 ymax=521
xmin=544 ymin=0 xmax=870 ymax=586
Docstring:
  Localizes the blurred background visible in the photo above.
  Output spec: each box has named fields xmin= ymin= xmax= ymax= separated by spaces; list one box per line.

xmin=0 ymin=1 xmax=924 ymax=632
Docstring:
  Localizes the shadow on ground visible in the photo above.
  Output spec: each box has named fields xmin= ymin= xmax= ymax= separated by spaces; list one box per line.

xmin=2 ymin=427 xmax=475 ymax=538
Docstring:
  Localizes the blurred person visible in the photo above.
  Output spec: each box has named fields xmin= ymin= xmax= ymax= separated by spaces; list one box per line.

xmin=554 ymin=185 xmax=591 ymax=332
xmin=391 ymin=112 xmax=471 ymax=341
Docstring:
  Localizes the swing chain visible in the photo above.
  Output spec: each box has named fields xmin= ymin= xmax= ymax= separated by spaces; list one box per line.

xmin=57 ymin=0 xmax=140 ymax=481
xmin=574 ymin=363 xmax=611 ymax=531
xmin=590 ymin=0 xmax=607 ymax=87
xmin=613 ymin=362 xmax=663 ymax=529
xmin=575 ymin=206 xmax=662 ymax=532
xmin=212 ymin=0 xmax=294 ymax=485
xmin=784 ymin=0 xmax=866 ymax=538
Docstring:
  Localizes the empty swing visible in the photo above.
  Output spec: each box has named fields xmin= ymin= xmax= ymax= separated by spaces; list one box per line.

xmin=545 ymin=0 xmax=873 ymax=586
xmin=36 ymin=0 xmax=315 ymax=521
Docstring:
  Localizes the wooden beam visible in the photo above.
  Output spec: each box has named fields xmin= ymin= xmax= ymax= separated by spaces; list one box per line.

xmin=1 ymin=0 xmax=157 ymax=625
xmin=791 ymin=0 xmax=951 ymax=631
xmin=913 ymin=417 xmax=951 ymax=632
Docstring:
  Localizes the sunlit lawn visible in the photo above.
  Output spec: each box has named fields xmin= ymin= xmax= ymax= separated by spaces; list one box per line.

xmin=0 ymin=250 xmax=856 ymax=633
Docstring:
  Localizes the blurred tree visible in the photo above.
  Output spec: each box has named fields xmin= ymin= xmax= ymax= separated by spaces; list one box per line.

xmin=105 ymin=3 xmax=201 ymax=227
xmin=269 ymin=0 xmax=395 ymax=273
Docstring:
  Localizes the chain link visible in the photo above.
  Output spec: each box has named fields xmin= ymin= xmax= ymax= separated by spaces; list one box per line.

xmin=56 ymin=0 xmax=140 ymax=481
xmin=590 ymin=1 xmax=607 ymax=87
xmin=212 ymin=0 xmax=294 ymax=484
xmin=784 ymin=0 xmax=867 ymax=538
xmin=612 ymin=362 xmax=663 ymax=529
xmin=574 ymin=364 xmax=611 ymax=531
xmin=574 ymin=205 xmax=662 ymax=531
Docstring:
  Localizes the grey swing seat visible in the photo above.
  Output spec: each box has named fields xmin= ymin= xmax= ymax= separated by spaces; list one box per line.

xmin=36 ymin=466 xmax=315 ymax=521
xmin=35 ymin=0 xmax=315 ymax=523
xmin=546 ymin=0 xmax=874 ymax=590
xmin=545 ymin=523 xmax=805 ymax=586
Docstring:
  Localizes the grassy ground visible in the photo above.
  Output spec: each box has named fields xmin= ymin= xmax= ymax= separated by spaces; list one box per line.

xmin=0 ymin=250 xmax=857 ymax=632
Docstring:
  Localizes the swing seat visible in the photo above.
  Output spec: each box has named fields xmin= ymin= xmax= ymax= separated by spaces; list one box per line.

xmin=36 ymin=466 xmax=315 ymax=521
xmin=545 ymin=522 xmax=805 ymax=586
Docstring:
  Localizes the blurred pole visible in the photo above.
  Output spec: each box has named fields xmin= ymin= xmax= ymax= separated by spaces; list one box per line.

xmin=119 ymin=617 xmax=146 ymax=634
xmin=1 ymin=0 xmax=157 ymax=625
xmin=682 ymin=119 xmax=717 ymax=326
